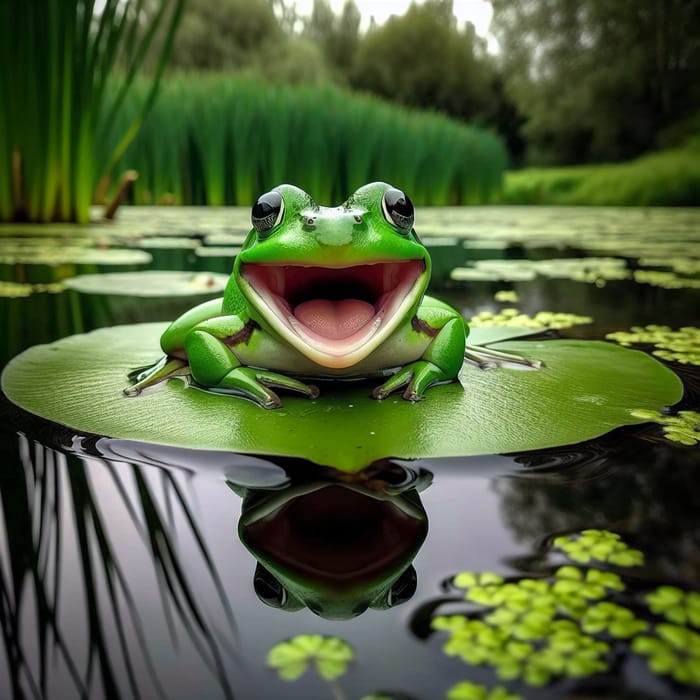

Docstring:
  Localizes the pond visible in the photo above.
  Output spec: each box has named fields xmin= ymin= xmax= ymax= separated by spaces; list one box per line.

xmin=0 ymin=205 xmax=699 ymax=700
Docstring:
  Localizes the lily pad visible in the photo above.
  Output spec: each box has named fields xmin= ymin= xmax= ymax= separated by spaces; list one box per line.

xmin=1 ymin=323 xmax=682 ymax=472
xmin=63 ymin=271 xmax=230 ymax=297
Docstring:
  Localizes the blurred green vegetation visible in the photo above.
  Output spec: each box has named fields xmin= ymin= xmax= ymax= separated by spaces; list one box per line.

xmin=502 ymin=138 xmax=700 ymax=205
xmin=5 ymin=0 xmax=700 ymax=220
xmin=104 ymin=74 xmax=506 ymax=206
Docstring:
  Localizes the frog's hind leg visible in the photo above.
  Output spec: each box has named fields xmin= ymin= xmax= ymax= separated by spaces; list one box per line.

xmin=124 ymin=355 xmax=189 ymax=396
xmin=464 ymin=344 xmax=543 ymax=371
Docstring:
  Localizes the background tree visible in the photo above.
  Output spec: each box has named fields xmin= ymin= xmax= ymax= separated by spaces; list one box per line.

xmin=491 ymin=0 xmax=700 ymax=165
xmin=349 ymin=0 xmax=496 ymax=122
xmin=304 ymin=0 xmax=361 ymax=82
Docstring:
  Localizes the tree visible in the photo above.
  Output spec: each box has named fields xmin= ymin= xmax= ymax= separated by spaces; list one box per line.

xmin=349 ymin=0 xmax=496 ymax=122
xmin=490 ymin=0 xmax=700 ymax=164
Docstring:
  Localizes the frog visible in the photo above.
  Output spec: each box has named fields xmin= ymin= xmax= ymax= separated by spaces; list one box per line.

xmin=125 ymin=181 xmax=536 ymax=408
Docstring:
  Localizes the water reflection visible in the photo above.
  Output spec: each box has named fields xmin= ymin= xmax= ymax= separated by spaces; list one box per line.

xmin=0 ymin=430 xmax=238 ymax=700
xmin=234 ymin=463 xmax=430 ymax=619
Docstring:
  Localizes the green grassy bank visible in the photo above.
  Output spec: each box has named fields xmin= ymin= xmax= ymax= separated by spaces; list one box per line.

xmin=104 ymin=74 xmax=507 ymax=207
xmin=503 ymin=140 xmax=700 ymax=206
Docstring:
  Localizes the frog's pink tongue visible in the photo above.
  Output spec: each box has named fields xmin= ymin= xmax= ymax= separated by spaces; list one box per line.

xmin=294 ymin=299 xmax=375 ymax=340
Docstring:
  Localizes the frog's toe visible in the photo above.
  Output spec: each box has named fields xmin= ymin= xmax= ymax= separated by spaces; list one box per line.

xmin=123 ymin=356 xmax=188 ymax=396
xmin=373 ymin=361 xmax=446 ymax=401
xmin=464 ymin=344 xmax=542 ymax=370
xmin=216 ymin=368 xmax=318 ymax=409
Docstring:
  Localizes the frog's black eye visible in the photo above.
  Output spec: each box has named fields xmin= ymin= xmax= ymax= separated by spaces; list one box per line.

xmin=381 ymin=187 xmax=414 ymax=233
xmin=252 ymin=190 xmax=284 ymax=235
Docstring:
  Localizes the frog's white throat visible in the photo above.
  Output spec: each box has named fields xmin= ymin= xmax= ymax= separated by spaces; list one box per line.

xmin=240 ymin=260 xmax=426 ymax=369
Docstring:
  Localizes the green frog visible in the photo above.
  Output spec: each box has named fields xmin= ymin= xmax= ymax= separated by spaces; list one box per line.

xmin=125 ymin=182 xmax=534 ymax=408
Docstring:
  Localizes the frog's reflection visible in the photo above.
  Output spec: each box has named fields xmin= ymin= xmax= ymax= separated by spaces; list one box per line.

xmin=231 ymin=462 xmax=431 ymax=619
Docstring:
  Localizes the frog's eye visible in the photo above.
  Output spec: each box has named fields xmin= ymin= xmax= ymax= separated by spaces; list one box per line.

xmin=252 ymin=190 xmax=284 ymax=235
xmin=381 ymin=187 xmax=414 ymax=233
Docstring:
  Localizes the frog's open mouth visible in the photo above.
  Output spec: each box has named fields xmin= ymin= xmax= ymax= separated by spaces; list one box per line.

xmin=240 ymin=260 xmax=426 ymax=368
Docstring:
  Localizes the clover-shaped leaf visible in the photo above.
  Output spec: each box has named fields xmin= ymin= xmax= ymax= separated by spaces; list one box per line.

xmin=632 ymin=624 xmax=700 ymax=686
xmin=267 ymin=634 xmax=354 ymax=681
xmin=645 ymin=586 xmax=700 ymax=627
xmin=553 ymin=530 xmax=644 ymax=567
xmin=581 ymin=602 xmax=648 ymax=638
xmin=447 ymin=681 xmax=524 ymax=700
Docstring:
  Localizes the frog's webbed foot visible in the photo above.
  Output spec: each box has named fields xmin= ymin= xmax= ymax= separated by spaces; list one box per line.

xmin=124 ymin=356 xmax=189 ymax=396
xmin=215 ymin=367 xmax=319 ymax=409
xmin=373 ymin=360 xmax=449 ymax=402
xmin=464 ymin=344 xmax=543 ymax=371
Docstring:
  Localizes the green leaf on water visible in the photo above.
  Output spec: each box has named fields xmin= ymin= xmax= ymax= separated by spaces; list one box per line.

xmin=1 ymin=323 xmax=682 ymax=471
xmin=266 ymin=634 xmax=354 ymax=682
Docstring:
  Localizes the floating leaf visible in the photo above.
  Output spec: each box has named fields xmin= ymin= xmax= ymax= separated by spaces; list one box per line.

xmin=1 ymin=323 xmax=682 ymax=471
xmin=553 ymin=530 xmax=644 ymax=567
xmin=63 ymin=271 xmax=230 ymax=297
xmin=266 ymin=635 xmax=354 ymax=682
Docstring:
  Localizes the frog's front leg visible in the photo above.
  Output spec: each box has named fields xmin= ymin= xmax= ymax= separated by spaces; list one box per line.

xmin=373 ymin=314 xmax=466 ymax=402
xmin=185 ymin=317 xmax=319 ymax=409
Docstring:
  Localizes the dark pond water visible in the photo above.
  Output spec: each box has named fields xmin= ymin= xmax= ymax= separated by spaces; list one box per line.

xmin=1 ymin=206 xmax=699 ymax=700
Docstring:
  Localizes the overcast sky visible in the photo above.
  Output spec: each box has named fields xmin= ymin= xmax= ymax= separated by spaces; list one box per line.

xmin=292 ymin=0 xmax=494 ymax=38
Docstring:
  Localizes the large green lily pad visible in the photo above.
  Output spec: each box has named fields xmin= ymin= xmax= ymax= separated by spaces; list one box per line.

xmin=1 ymin=323 xmax=682 ymax=471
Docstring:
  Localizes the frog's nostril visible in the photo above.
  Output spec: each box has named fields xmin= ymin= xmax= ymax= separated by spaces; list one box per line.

xmin=354 ymin=215 xmax=362 ymax=223
xmin=306 ymin=217 xmax=316 ymax=226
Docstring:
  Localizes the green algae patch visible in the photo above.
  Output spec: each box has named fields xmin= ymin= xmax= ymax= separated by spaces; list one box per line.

xmin=1 ymin=323 xmax=683 ymax=471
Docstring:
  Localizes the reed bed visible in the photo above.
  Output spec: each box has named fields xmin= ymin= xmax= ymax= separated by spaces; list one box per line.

xmin=108 ymin=74 xmax=508 ymax=206
xmin=1 ymin=0 xmax=183 ymax=224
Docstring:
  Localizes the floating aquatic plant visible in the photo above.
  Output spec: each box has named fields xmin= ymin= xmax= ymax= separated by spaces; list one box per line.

xmin=451 ymin=257 xmax=629 ymax=285
xmin=552 ymin=529 xmax=644 ymax=566
xmin=431 ymin=530 xmax=700 ymax=692
xmin=628 ymin=409 xmax=700 ymax=446
xmin=607 ymin=325 xmax=700 ymax=366
xmin=267 ymin=635 xmax=354 ymax=681
xmin=1 ymin=323 xmax=682 ymax=471
xmin=0 ymin=281 xmax=63 ymax=298
xmin=645 ymin=586 xmax=700 ymax=627
xmin=493 ymin=290 xmax=519 ymax=303
xmin=633 ymin=269 xmax=700 ymax=289
xmin=632 ymin=624 xmax=700 ymax=686
xmin=469 ymin=308 xmax=593 ymax=330
xmin=446 ymin=682 xmax=523 ymax=700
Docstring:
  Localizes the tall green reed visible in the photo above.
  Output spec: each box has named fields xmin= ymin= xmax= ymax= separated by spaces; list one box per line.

xmin=110 ymin=74 xmax=508 ymax=206
xmin=1 ymin=0 xmax=183 ymax=224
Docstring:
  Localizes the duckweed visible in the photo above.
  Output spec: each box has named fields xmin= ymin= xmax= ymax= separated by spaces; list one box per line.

xmin=633 ymin=269 xmax=700 ymax=289
xmin=552 ymin=529 xmax=644 ymax=566
xmin=629 ymin=408 xmax=700 ymax=445
xmin=266 ymin=634 xmax=354 ymax=681
xmin=432 ymin=530 xmax=700 ymax=691
xmin=607 ymin=325 xmax=700 ymax=366
xmin=632 ymin=624 xmax=700 ymax=686
xmin=447 ymin=681 xmax=523 ymax=700
xmin=469 ymin=309 xmax=593 ymax=330
xmin=494 ymin=290 xmax=519 ymax=303
xmin=0 ymin=281 xmax=64 ymax=298
xmin=645 ymin=586 xmax=700 ymax=627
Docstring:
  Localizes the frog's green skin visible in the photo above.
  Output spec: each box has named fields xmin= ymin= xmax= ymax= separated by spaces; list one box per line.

xmin=126 ymin=182 xmax=468 ymax=408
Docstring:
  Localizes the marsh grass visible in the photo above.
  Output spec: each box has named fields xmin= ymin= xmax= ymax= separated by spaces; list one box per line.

xmin=108 ymin=74 xmax=507 ymax=206
xmin=503 ymin=140 xmax=700 ymax=206
xmin=1 ymin=0 xmax=184 ymax=224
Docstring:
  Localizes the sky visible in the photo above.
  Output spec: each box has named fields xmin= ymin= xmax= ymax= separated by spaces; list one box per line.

xmin=292 ymin=0 xmax=495 ymax=38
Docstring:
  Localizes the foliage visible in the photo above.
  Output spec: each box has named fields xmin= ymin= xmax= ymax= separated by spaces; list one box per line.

xmin=490 ymin=0 xmax=700 ymax=165
xmin=150 ymin=0 xmax=331 ymax=84
xmin=502 ymin=140 xmax=700 ymax=205
xmin=1 ymin=324 xmax=683 ymax=470
xmin=607 ymin=325 xmax=700 ymax=366
xmin=1 ymin=0 xmax=184 ymax=223
xmin=468 ymin=309 xmax=592 ymax=330
xmin=447 ymin=681 xmax=523 ymax=700
xmin=431 ymin=529 xmax=700 ymax=691
xmin=628 ymin=409 xmax=700 ymax=446
xmin=107 ymin=73 xmax=507 ymax=206
xmin=349 ymin=0 xmax=495 ymax=123
xmin=267 ymin=634 xmax=354 ymax=681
